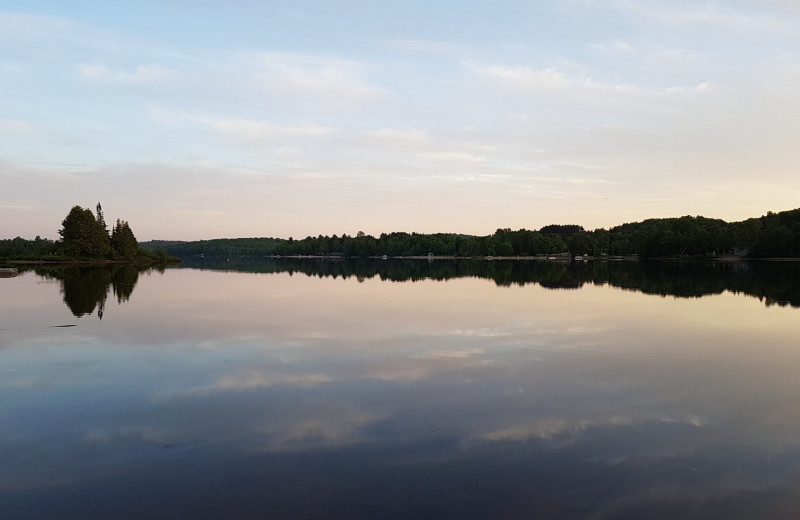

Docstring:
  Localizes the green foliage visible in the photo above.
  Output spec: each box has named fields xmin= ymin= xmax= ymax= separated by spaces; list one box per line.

xmin=142 ymin=229 xmax=576 ymax=259
xmin=111 ymin=219 xmax=139 ymax=259
xmin=10 ymin=205 xmax=800 ymax=263
xmin=0 ymin=236 xmax=57 ymax=259
xmin=96 ymin=202 xmax=108 ymax=236
xmin=0 ymin=203 xmax=177 ymax=264
xmin=139 ymin=207 xmax=800 ymax=261
xmin=750 ymin=209 xmax=800 ymax=258
xmin=538 ymin=224 xmax=585 ymax=239
xmin=604 ymin=209 xmax=800 ymax=258
xmin=58 ymin=205 xmax=112 ymax=258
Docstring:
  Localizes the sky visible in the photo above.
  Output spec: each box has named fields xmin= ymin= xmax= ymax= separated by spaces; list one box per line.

xmin=2 ymin=0 xmax=800 ymax=241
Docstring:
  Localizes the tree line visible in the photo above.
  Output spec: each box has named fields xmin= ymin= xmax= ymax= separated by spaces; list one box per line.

xmin=5 ymin=206 xmax=800 ymax=261
xmin=139 ymin=207 xmax=800 ymax=259
xmin=1 ymin=203 xmax=173 ymax=263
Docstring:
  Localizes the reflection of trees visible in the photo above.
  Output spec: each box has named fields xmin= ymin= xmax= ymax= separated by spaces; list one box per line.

xmin=111 ymin=265 xmax=141 ymax=303
xmin=180 ymin=255 xmax=800 ymax=308
xmin=34 ymin=265 xmax=155 ymax=318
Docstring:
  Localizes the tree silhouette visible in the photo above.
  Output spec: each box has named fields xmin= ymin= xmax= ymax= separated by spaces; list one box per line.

xmin=58 ymin=205 xmax=112 ymax=258
xmin=96 ymin=202 xmax=108 ymax=237
xmin=111 ymin=219 xmax=139 ymax=259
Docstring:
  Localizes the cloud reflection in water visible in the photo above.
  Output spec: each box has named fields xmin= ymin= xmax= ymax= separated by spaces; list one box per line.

xmin=2 ymin=267 xmax=800 ymax=518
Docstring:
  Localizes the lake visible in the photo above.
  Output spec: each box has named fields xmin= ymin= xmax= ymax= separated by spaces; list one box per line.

xmin=2 ymin=259 xmax=800 ymax=519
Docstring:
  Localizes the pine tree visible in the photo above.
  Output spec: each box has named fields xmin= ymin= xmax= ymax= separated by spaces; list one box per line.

xmin=59 ymin=205 xmax=112 ymax=257
xmin=110 ymin=219 xmax=139 ymax=259
xmin=96 ymin=202 xmax=108 ymax=238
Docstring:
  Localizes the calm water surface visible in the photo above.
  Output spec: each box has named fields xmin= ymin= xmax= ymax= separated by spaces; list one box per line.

xmin=2 ymin=261 xmax=800 ymax=519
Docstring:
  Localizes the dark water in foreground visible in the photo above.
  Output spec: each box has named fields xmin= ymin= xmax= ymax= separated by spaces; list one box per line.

xmin=2 ymin=259 xmax=800 ymax=519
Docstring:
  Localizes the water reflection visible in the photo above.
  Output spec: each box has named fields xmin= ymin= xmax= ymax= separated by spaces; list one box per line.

xmin=182 ymin=256 xmax=800 ymax=307
xmin=31 ymin=264 xmax=159 ymax=318
xmin=2 ymin=267 xmax=800 ymax=518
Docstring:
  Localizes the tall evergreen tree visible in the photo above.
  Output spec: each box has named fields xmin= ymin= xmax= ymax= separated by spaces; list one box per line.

xmin=59 ymin=205 xmax=112 ymax=257
xmin=111 ymin=219 xmax=139 ymax=258
xmin=96 ymin=202 xmax=108 ymax=236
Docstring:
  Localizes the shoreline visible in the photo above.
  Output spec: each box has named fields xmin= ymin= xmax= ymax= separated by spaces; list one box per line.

xmin=6 ymin=256 xmax=799 ymax=267
xmin=5 ymin=259 xmax=179 ymax=267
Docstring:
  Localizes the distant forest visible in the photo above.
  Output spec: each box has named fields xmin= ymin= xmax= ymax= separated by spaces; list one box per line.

xmin=4 ymin=207 xmax=800 ymax=261
xmin=137 ymin=207 xmax=800 ymax=260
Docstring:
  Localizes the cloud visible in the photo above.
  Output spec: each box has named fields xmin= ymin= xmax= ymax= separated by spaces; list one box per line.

xmin=149 ymin=106 xmax=334 ymax=142
xmin=478 ymin=413 xmax=707 ymax=443
xmin=0 ymin=376 xmax=41 ymax=389
xmin=423 ymin=347 xmax=485 ymax=359
xmin=247 ymin=52 xmax=386 ymax=105
xmin=591 ymin=40 xmax=635 ymax=53
xmin=84 ymin=427 xmax=178 ymax=448
xmin=462 ymin=58 xmax=712 ymax=97
xmin=0 ymin=120 xmax=35 ymax=133
xmin=0 ymin=11 xmax=75 ymax=39
xmin=463 ymin=59 xmax=573 ymax=90
xmin=209 ymin=371 xmax=332 ymax=391
xmin=601 ymin=0 xmax=794 ymax=31
xmin=77 ymin=62 xmax=177 ymax=83
xmin=153 ymin=369 xmax=332 ymax=402
xmin=445 ymin=328 xmax=510 ymax=338
xmin=364 ymin=366 xmax=431 ymax=382
xmin=201 ymin=118 xmax=333 ymax=142
xmin=365 ymin=128 xmax=430 ymax=142
xmin=390 ymin=39 xmax=464 ymax=55
xmin=589 ymin=40 xmax=700 ymax=63
xmin=254 ymin=405 xmax=377 ymax=452
xmin=417 ymin=151 xmax=485 ymax=163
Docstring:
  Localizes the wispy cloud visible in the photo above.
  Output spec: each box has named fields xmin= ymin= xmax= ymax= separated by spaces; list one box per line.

xmin=77 ymin=62 xmax=177 ymax=83
xmin=479 ymin=412 xmax=707 ymax=443
xmin=0 ymin=11 xmax=75 ymax=38
xmin=254 ymin=405 xmax=376 ymax=452
xmin=589 ymin=40 xmax=699 ymax=62
xmin=0 ymin=120 xmax=35 ymax=133
xmin=391 ymin=39 xmax=465 ymax=55
xmin=0 ymin=376 xmax=41 ymax=389
xmin=149 ymin=106 xmax=334 ymax=141
xmin=417 ymin=151 xmax=485 ymax=163
xmin=153 ymin=369 xmax=332 ymax=402
xmin=423 ymin=347 xmax=485 ymax=359
xmin=365 ymin=128 xmax=430 ymax=142
xmin=247 ymin=52 xmax=386 ymax=105
xmin=463 ymin=58 xmax=711 ymax=97
xmin=84 ymin=427 xmax=175 ymax=448
xmin=209 ymin=371 xmax=332 ymax=391
xmin=202 ymin=117 xmax=333 ymax=141
xmin=463 ymin=59 xmax=573 ymax=90
xmin=600 ymin=0 xmax=794 ymax=31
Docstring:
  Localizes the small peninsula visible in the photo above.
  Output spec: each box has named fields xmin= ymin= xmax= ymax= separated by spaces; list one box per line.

xmin=0 ymin=203 xmax=178 ymax=266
